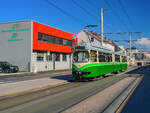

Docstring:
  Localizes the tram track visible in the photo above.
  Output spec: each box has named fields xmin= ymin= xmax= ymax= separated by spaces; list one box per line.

xmin=0 ymin=66 xmax=141 ymax=112
xmin=61 ymin=67 xmax=146 ymax=113
xmin=0 ymin=81 xmax=88 ymax=111
xmin=1 ymin=74 xmax=130 ymax=113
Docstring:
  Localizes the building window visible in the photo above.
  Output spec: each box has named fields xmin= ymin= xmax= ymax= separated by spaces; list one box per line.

xmin=37 ymin=56 xmax=44 ymax=61
xmin=38 ymin=33 xmax=48 ymax=42
xmin=55 ymin=53 xmax=60 ymax=61
xmin=63 ymin=39 xmax=68 ymax=46
xmin=62 ymin=54 xmax=67 ymax=61
xmin=46 ymin=53 xmax=52 ymax=61
xmin=66 ymin=40 xmax=72 ymax=47
xmin=38 ymin=32 xmax=72 ymax=47
xmin=36 ymin=52 xmax=44 ymax=61
xmin=56 ymin=37 xmax=63 ymax=45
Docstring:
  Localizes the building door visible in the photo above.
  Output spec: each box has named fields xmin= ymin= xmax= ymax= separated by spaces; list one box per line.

xmin=53 ymin=53 xmax=55 ymax=70
xmin=46 ymin=52 xmax=53 ymax=70
xmin=69 ymin=54 xmax=72 ymax=69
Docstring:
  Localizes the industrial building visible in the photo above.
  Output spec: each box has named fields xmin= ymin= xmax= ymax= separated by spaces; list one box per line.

xmin=0 ymin=20 xmax=74 ymax=72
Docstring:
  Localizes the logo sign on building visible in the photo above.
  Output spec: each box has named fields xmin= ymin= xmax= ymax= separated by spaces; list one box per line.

xmin=0 ymin=23 xmax=30 ymax=42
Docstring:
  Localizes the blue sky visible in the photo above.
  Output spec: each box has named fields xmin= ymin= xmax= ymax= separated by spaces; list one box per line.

xmin=0 ymin=0 xmax=150 ymax=51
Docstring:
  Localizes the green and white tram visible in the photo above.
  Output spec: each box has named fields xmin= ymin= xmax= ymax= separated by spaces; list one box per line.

xmin=72 ymin=46 xmax=128 ymax=80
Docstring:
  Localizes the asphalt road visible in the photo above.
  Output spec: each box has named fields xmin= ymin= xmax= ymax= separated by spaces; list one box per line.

xmin=0 ymin=66 xmax=144 ymax=113
xmin=122 ymin=66 xmax=150 ymax=113
xmin=0 ymin=70 xmax=132 ymax=113
xmin=0 ymin=70 xmax=72 ymax=84
xmin=0 ymin=66 xmax=137 ymax=84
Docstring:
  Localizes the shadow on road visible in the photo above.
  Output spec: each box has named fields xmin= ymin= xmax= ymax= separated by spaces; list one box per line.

xmin=126 ymin=66 xmax=148 ymax=75
xmin=50 ymin=74 xmax=75 ymax=82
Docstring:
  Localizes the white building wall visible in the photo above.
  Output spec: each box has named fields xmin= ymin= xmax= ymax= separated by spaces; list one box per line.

xmin=31 ymin=52 xmax=71 ymax=72
xmin=77 ymin=30 xmax=89 ymax=44
xmin=55 ymin=54 xmax=71 ymax=70
xmin=77 ymin=30 xmax=115 ymax=52
xmin=31 ymin=52 xmax=53 ymax=72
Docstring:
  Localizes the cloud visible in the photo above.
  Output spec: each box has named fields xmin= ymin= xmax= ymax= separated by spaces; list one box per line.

xmin=135 ymin=38 xmax=150 ymax=48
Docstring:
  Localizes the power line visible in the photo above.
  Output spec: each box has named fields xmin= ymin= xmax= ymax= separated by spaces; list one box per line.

xmin=85 ymin=0 xmax=99 ymax=11
xmin=44 ymin=0 xmax=88 ymax=25
xmin=85 ymin=0 xmax=114 ymax=31
xmin=100 ymin=32 xmax=141 ymax=35
xmin=113 ymin=40 xmax=137 ymax=42
xmin=117 ymin=0 xmax=135 ymax=30
xmin=72 ymin=0 xmax=97 ymax=19
xmin=72 ymin=0 xmax=113 ymax=31
xmin=104 ymin=0 xmax=130 ymax=32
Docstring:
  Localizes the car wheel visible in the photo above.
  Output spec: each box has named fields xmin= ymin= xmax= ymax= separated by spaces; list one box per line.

xmin=8 ymin=70 xmax=12 ymax=73
xmin=4 ymin=69 xmax=9 ymax=73
xmin=1 ymin=69 xmax=4 ymax=73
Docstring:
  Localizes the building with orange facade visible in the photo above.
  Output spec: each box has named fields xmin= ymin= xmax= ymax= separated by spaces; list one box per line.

xmin=0 ymin=20 xmax=75 ymax=72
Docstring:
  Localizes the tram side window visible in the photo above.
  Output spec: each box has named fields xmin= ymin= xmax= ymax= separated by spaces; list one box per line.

xmin=106 ymin=54 xmax=112 ymax=62
xmin=122 ymin=56 xmax=127 ymax=62
xmin=99 ymin=52 xmax=105 ymax=62
xmin=109 ymin=54 xmax=112 ymax=62
xmin=104 ymin=53 xmax=108 ymax=62
xmin=90 ymin=50 xmax=97 ymax=62
xmin=115 ymin=55 xmax=120 ymax=62
xmin=124 ymin=57 xmax=127 ymax=62
xmin=105 ymin=53 xmax=110 ymax=62
xmin=110 ymin=55 xmax=112 ymax=62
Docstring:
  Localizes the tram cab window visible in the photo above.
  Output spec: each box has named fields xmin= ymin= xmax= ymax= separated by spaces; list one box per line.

xmin=73 ymin=51 xmax=89 ymax=63
xmin=122 ymin=56 xmax=127 ymax=62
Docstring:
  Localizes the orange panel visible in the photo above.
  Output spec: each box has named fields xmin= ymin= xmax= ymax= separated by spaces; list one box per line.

xmin=33 ymin=21 xmax=74 ymax=53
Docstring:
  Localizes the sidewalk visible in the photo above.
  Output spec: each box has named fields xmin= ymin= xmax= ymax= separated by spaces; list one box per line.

xmin=0 ymin=69 xmax=71 ymax=77
xmin=0 ymin=72 xmax=31 ymax=77
xmin=0 ymin=72 xmax=71 ymax=98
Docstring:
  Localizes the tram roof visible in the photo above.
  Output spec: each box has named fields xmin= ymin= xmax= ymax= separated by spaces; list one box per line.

xmin=75 ymin=45 xmax=113 ymax=54
xmin=75 ymin=45 xmax=126 ymax=56
xmin=114 ymin=51 xmax=126 ymax=56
